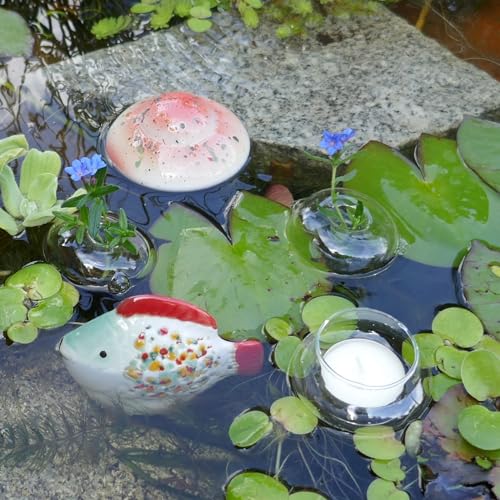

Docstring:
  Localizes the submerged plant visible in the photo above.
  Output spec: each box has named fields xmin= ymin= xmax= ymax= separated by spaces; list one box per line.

xmin=0 ymin=262 xmax=79 ymax=344
xmin=0 ymin=135 xmax=85 ymax=236
xmin=55 ymin=153 xmax=138 ymax=255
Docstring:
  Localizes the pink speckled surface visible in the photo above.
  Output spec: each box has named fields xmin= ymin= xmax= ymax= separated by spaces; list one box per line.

xmin=105 ymin=91 xmax=250 ymax=191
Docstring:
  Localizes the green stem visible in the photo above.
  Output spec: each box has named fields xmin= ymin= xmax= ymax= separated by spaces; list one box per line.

xmin=330 ymin=163 xmax=349 ymax=231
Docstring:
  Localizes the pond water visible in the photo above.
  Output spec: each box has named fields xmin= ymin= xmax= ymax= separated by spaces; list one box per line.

xmin=0 ymin=1 xmax=497 ymax=499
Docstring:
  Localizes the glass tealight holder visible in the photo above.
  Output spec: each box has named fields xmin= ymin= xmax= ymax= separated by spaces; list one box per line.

xmin=290 ymin=307 xmax=430 ymax=431
xmin=286 ymin=188 xmax=401 ymax=277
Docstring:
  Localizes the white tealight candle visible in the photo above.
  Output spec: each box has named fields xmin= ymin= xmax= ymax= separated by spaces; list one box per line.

xmin=321 ymin=338 xmax=406 ymax=407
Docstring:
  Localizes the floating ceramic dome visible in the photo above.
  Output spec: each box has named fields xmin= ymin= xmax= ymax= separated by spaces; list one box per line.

xmin=103 ymin=91 xmax=250 ymax=192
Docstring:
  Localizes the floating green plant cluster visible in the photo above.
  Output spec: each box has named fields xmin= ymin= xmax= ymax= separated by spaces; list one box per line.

xmin=0 ymin=263 xmax=79 ymax=344
xmin=91 ymin=0 xmax=398 ymax=38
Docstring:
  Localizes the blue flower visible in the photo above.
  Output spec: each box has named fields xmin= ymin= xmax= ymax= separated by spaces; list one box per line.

xmin=320 ymin=128 xmax=356 ymax=157
xmin=64 ymin=153 xmax=107 ymax=182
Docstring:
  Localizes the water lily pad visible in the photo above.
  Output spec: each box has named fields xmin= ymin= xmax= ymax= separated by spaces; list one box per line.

xmin=435 ymin=346 xmax=467 ymax=380
xmin=404 ymin=420 xmax=422 ymax=457
xmin=264 ymin=317 xmax=294 ymax=341
xmin=289 ymin=492 xmax=327 ymax=500
xmin=432 ymin=307 xmax=483 ymax=348
xmin=457 ymin=405 xmax=500 ymax=451
xmin=370 ymin=458 xmax=406 ymax=482
xmin=274 ymin=336 xmax=314 ymax=378
xmin=270 ymin=396 xmax=318 ymax=435
xmin=353 ymin=426 xmax=405 ymax=460
xmin=423 ymin=373 xmax=461 ymax=402
xmin=459 ymin=240 xmax=500 ymax=340
xmin=461 ymin=350 xmax=500 ymax=401
xmin=457 ymin=117 xmax=500 ymax=192
xmin=343 ymin=135 xmax=500 ymax=267
xmin=6 ymin=322 xmax=38 ymax=344
xmin=6 ymin=263 xmax=62 ymax=300
xmin=0 ymin=8 xmax=33 ymax=57
xmin=301 ymin=295 xmax=355 ymax=333
xmin=226 ymin=471 xmax=289 ymax=500
xmin=228 ymin=410 xmax=273 ymax=448
xmin=151 ymin=193 xmax=329 ymax=340
xmin=402 ymin=333 xmax=443 ymax=369
xmin=366 ymin=479 xmax=409 ymax=500
xmin=475 ymin=335 xmax=500 ymax=357
xmin=0 ymin=286 xmax=27 ymax=332
xmin=28 ymin=282 xmax=78 ymax=329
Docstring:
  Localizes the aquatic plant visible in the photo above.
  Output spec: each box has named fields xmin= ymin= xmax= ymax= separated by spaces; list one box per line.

xmin=0 ymin=7 xmax=33 ymax=57
xmin=0 ymin=135 xmax=85 ymax=237
xmin=55 ymin=154 xmax=138 ymax=255
xmin=0 ymin=262 xmax=79 ymax=344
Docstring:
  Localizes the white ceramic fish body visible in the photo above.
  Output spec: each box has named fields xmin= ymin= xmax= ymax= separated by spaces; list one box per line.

xmin=57 ymin=295 xmax=264 ymax=415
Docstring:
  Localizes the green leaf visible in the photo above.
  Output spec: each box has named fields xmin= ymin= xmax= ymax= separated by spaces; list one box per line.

xmin=22 ymin=207 xmax=59 ymax=227
xmin=301 ymin=294 xmax=355 ymax=333
xmin=245 ymin=0 xmax=263 ymax=8
xmin=371 ymin=458 xmax=405 ymax=482
xmin=189 ymin=6 xmax=212 ymax=18
xmin=6 ymin=263 xmax=62 ymax=301
xmin=401 ymin=333 xmax=443 ymax=369
xmin=459 ymin=240 xmax=500 ymax=340
xmin=91 ymin=16 xmax=132 ymax=40
xmin=343 ymin=136 xmax=500 ymax=267
xmin=434 ymin=346 xmax=468 ymax=380
xmin=239 ymin=4 xmax=259 ymax=28
xmin=404 ymin=420 xmax=422 ymax=457
xmin=0 ymin=161 xmax=24 ymax=219
xmin=475 ymin=335 xmax=500 ymax=357
xmin=150 ymin=193 xmax=328 ymax=340
xmin=27 ymin=173 xmax=58 ymax=210
xmin=0 ymin=207 xmax=21 ymax=235
xmin=150 ymin=10 xmax=173 ymax=29
xmin=226 ymin=471 xmax=289 ymax=500
xmin=270 ymin=396 xmax=318 ymax=435
xmin=432 ymin=307 xmax=483 ymax=348
xmin=0 ymin=8 xmax=33 ymax=57
xmin=458 ymin=405 xmax=500 ymax=451
xmin=19 ymin=149 xmax=61 ymax=195
xmin=366 ymin=479 xmax=409 ymax=500
xmin=186 ymin=17 xmax=212 ymax=32
xmin=6 ymin=322 xmax=38 ymax=344
xmin=264 ymin=317 xmax=293 ymax=341
xmin=457 ymin=117 xmax=500 ymax=192
xmin=174 ymin=0 xmax=192 ymax=17
xmin=228 ymin=410 xmax=273 ymax=447
xmin=423 ymin=373 xmax=461 ymax=402
xmin=0 ymin=134 xmax=29 ymax=168
xmin=130 ymin=3 xmax=158 ymax=13
xmin=274 ymin=336 xmax=313 ymax=377
xmin=289 ymin=492 xmax=327 ymax=500
xmin=353 ymin=426 xmax=405 ymax=460
xmin=0 ymin=287 xmax=27 ymax=332
xmin=461 ymin=350 xmax=500 ymax=401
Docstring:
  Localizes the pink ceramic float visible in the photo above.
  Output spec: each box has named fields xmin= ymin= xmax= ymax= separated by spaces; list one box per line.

xmin=103 ymin=91 xmax=250 ymax=191
xmin=57 ymin=295 xmax=264 ymax=415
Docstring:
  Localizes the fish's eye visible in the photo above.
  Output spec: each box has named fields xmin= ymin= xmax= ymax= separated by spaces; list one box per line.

xmin=99 ymin=350 xmax=107 ymax=358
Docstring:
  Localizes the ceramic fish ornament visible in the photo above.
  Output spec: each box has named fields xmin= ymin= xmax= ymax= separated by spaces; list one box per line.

xmin=57 ymin=295 xmax=264 ymax=415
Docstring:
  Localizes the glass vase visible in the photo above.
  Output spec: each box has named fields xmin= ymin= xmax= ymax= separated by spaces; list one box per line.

xmin=286 ymin=188 xmax=401 ymax=277
xmin=43 ymin=213 xmax=156 ymax=294
xmin=290 ymin=307 xmax=430 ymax=431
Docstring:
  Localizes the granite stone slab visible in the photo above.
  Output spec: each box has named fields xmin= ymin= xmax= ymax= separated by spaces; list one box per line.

xmin=46 ymin=8 xmax=500 ymax=151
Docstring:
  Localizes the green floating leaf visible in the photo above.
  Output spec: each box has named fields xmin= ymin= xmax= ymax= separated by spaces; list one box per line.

xmin=459 ymin=240 xmax=500 ymax=340
xmin=289 ymin=492 xmax=327 ymax=499
xmin=226 ymin=471 xmax=289 ymax=500
xmin=461 ymin=350 xmax=500 ymax=401
xmin=6 ymin=322 xmax=38 ymax=344
xmin=366 ymin=479 xmax=409 ymax=500
xmin=264 ymin=317 xmax=293 ymax=341
xmin=475 ymin=335 xmax=500 ymax=357
xmin=6 ymin=263 xmax=62 ymax=301
xmin=404 ymin=420 xmax=422 ymax=457
xmin=0 ymin=7 xmax=33 ymax=57
xmin=423 ymin=373 xmax=461 ymax=402
xmin=130 ymin=3 xmax=158 ymax=13
xmin=401 ymin=332 xmax=443 ymax=369
xmin=434 ymin=345 xmax=467 ymax=380
xmin=432 ymin=307 xmax=483 ymax=348
xmin=371 ymin=458 xmax=405 ymax=482
xmin=274 ymin=336 xmax=314 ymax=378
xmin=228 ymin=410 xmax=273 ymax=448
xmin=91 ymin=16 xmax=132 ymax=40
xmin=353 ymin=426 xmax=405 ymax=460
xmin=0 ymin=286 xmax=27 ymax=332
xmin=301 ymin=295 xmax=355 ymax=333
xmin=458 ymin=405 xmax=500 ymax=451
xmin=187 ymin=17 xmax=212 ymax=32
xmin=343 ymin=135 xmax=500 ymax=267
xmin=150 ymin=193 xmax=328 ymax=340
xmin=270 ymin=396 xmax=318 ymax=435
xmin=189 ymin=5 xmax=212 ymax=18
xmin=457 ymin=117 xmax=500 ymax=192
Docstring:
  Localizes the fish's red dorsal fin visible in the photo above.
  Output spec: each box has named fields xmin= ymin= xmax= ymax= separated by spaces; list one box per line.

xmin=116 ymin=295 xmax=217 ymax=328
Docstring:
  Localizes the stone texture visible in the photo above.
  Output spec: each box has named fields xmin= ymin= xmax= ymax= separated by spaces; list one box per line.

xmin=45 ymin=8 xmax=500 ymax=151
